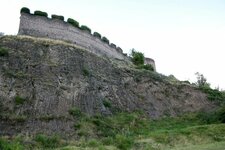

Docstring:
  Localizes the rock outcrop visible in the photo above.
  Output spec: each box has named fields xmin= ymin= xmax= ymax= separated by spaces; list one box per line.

xmin=0 ymin=36 xmax=216 ymax=136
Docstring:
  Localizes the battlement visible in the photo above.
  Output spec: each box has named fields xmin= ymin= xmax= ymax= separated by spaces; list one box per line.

xmin=18 ymin=8 xmax=155 ymax=69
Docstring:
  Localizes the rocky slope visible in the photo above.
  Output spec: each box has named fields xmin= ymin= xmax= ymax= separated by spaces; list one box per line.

xmin=0 ymin=35 xmax=216 ymax=136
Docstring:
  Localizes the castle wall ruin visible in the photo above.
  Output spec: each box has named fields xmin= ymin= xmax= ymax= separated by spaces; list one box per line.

xmin=18 ymin=11 xmax=156 ymax=69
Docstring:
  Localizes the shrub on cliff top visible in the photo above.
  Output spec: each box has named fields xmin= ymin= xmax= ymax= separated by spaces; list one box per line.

xmin=67 ymin=18 xmax=79 ymax=28
xmin=130 ymin=49 xmax=144 ymax=66
xmin=34 ymin=10 xmax=48 ymax=17
xmin=20 ymin=7 xmax=30 ymax=14
xmin=80 ymin=25 xmax=92 ymax=34
xmin=102 ymin=37 xmax=109 ymax=44
xmin=93 ymin=32 xmax=101 ymax=39
xmin=51 ymin=14 xmax=64 ymax=21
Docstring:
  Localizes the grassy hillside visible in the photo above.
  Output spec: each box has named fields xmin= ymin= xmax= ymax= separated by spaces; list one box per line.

xmin=1 ymin=106 xmax=225 ymax=150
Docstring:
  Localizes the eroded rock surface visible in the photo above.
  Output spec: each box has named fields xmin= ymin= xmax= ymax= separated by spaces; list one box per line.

xmin=0 ymin=36 xmax=216 ymax=136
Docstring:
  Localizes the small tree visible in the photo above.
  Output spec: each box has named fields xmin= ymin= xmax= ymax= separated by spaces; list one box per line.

xmin=130 ymin=49 xmax=144 ymax=66
xmin=195 ymin=72 xmax=210 ymax=88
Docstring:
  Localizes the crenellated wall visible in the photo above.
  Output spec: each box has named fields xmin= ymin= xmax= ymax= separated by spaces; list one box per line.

xmin=18 ymin=13 xmax=126 ymax=60
xmin=18 ymin=10 xmax=156 ymax=70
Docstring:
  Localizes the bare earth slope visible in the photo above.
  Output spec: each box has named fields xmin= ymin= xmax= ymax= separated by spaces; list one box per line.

xmin=0 ymin=36 xmax=216 ymax=136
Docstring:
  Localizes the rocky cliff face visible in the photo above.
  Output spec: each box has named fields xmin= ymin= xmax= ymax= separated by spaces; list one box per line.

xmin=0 ymin=36 xmax=216 ymax=136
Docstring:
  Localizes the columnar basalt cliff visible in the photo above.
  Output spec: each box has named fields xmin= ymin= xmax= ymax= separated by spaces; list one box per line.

xmin=0 ymin=36 xmax=216 ymax=136
xmin=18 ymin=8 xmax=156 ymax=69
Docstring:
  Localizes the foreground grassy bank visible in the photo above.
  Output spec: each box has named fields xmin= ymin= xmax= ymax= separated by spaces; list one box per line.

xmin=1 ymin=106 xmax=225 ymax=150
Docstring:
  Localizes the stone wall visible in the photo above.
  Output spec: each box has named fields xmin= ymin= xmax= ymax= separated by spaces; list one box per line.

xmin=145 ymin=57 xmax=156 ymax=71
xmin=18 ymin=12 xmax=156 ymax=69
xmin=18 ymin=13 xmax=126 ymax=60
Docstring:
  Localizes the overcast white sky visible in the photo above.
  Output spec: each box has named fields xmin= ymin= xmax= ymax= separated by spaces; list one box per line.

xmin=0 ymin=0 xmax=225 ymax=89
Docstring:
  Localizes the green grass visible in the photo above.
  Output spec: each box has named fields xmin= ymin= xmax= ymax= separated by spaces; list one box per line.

xmin=171 ymin=141 xmax=225 ymax=150
xmin=103 ymin=99 xmax=112 ymax=108
xmin=0 ymin=138 xmax=24 ymax=150
xmin=15 ymin=96 xmax=26 ymax=105
xmin=1 ymin=109 xmax=225 ymax=150
xmin=68 ymin=107 xmax=83 ymax=118
xmin=35 ymin=134 xmax=62 ymax=148
xmin=199 ymin=86 xmax=225 ymax=101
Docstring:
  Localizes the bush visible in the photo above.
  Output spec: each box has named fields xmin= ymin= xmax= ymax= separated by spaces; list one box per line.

xmin=195 ymin=72 xmax=210 ymax=88
xmin=82 ymin=68 xmax=90 ymax=76
xmin=51 ymin=14 xmax=64 ymax=21
xmin=15 ymin=96 xmax=26 ymax=105
xmin=103 ymin=99 xmax=112 ymax=108
xmin=0 ymin=47 xmax=9 ymax=56
xmin=80 ymin=25 xmax=91 ymax=34
xmin=20 ymin=7 xmax=30 ymax=14
xmin=102 ymin=37 xmax=109 ymax=44
xmin=34 ymin=10 xmax=48 ymax=17
xmin=93 ymin=32 xmax=101 ymax=39
xmin=69 ymin=107 xmax=82 ymax=117
xmin=197 ymin=105 xmax=225 ymax=124
xmin=67 ymin=18 xmax=79 ymax=28
xmin=200 ymin=86 xmax=225 ymax=101
xmin=131 ymin=49 xmax=144 ymax=66
xmin=217 ymin=106 xmax=225 ymax=123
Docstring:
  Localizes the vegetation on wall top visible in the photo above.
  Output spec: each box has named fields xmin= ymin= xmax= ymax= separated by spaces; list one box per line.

xmin=51 ymin=15 xmax=64 ymax=21
xmin=20 ymin=7 xmax=30 ymax=14
xmin=80 ymin=25 xmax=92 ymax=34
xmin=195 ymin=72 xmax=225 ymax=101
xmin=34 ymin=10 xmax=48 ymax=17
xmin=110 ymin=43 xmax=117 ymax=48
xmin=130 ymin=49 xmax=154 ymax=71
xmin=102 ymin=37 xmax=109 ymax=44
xmin=131 ymin=49 xmax=144 ymax=66
xmin=93 ymin=32 xmax=102 ymax=39
xmin=19 ymin=7 xmax=126 ymax=54
xmin=67 ymin=18 xmax=79 ymax=28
